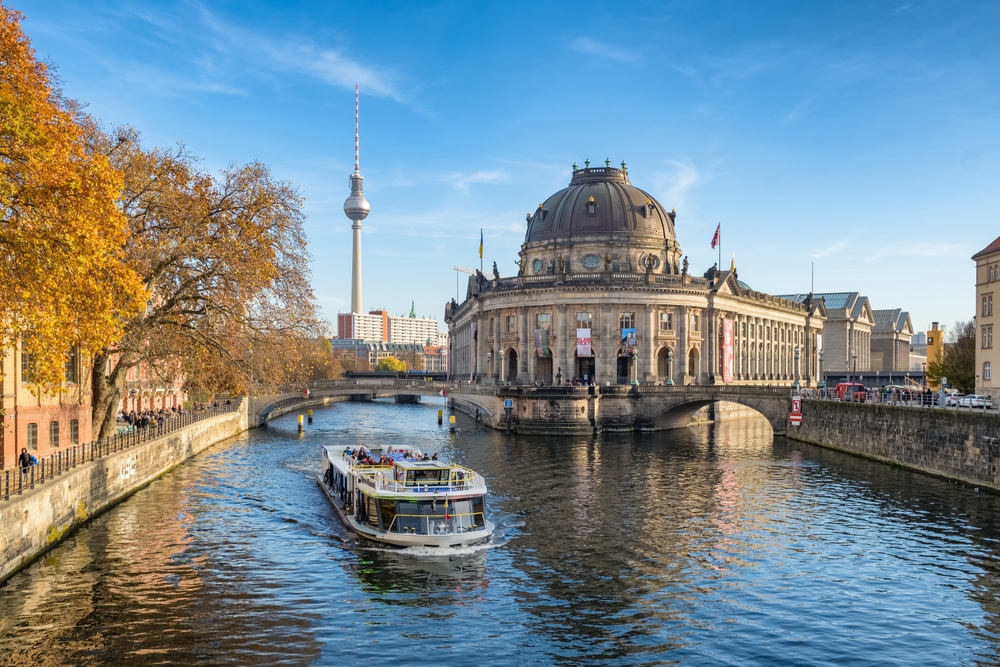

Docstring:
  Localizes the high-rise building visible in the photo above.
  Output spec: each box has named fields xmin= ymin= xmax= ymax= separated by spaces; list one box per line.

xmin=389 ymin=302 xmax=443 ymax=345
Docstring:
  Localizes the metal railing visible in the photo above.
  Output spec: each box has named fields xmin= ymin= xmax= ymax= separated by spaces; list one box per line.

xmin=800 ymin=388 xmax=997 ymax=411
xmin=1 ymin=403 xmax=240 ymax=502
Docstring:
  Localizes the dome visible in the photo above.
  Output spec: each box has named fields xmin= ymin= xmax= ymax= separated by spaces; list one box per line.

xmin=524 ymin=166 xmax=676 ymax=245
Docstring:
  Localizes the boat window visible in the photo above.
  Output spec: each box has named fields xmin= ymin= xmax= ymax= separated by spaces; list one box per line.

xmin=379 ymin=499 xmax=396 ymax=532
xmin=367 ymin=496 xmax=379 ymax=527
xmin=472 ymin=496 xmax=486 ymax=527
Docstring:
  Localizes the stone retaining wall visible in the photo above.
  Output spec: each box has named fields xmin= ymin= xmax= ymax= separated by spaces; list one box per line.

xmin=0 ymin=403 xmax=248 ymax=584
xmin=790 ymin=400 xmax=1000 ymax=490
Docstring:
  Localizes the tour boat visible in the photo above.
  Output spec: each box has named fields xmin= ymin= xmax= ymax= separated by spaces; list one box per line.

xmin=317 ymin=444 xmax=494 ymax=548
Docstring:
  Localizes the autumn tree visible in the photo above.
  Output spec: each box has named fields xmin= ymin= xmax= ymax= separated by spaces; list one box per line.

xmin=926 ymin=320 xmax=976 ymax=393
xmin=87 ymin=129 xmax=321 ymax=438
xmin=376 ymin=356 xmax=406 ymax=372
xmin=0 ymin=4 xmax=144 ymax=388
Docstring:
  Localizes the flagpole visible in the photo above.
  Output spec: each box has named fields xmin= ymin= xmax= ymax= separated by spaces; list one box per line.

xmin=719 ymin=223 xmax=722 ymax=272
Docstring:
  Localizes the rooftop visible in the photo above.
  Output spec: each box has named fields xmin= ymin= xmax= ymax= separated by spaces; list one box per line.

xmin=973 ymin=234 xmax=1000 ymax=260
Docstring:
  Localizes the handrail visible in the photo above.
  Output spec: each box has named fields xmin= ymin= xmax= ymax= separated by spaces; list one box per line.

xmin=1 ymin=402 xmax=241 ymax=502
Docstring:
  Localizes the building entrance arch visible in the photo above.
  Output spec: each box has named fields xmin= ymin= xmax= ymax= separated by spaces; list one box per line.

xmin=576 ymin=352 xmax=596 ymax=384
xmin=535 ymin=354 xmax=553 ymax=385
xmin=657 ymin=347 xmax=672 ymax=380
xmin=507 ymin=349 xmax=518 ymax=383
xmin=617 ymin=347 xmax=634 ymax=385
xmin=688 ymin=347 xmax=700 ymax=378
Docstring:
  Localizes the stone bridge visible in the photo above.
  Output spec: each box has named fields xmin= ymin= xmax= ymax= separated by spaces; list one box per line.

xmin=251 ymin=379 xmax=796 ymax=436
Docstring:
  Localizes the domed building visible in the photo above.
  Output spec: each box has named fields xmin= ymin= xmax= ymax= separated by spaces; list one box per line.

xmin=445 ymin=163 xmax=826 ymax=387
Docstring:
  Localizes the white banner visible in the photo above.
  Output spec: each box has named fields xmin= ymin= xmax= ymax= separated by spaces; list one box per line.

xmin=576 ymin=328 xmax=592 ymax=357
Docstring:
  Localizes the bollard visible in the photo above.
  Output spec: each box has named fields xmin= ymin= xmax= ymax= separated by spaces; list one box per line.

xmin=449 ymin=415 xmax=456 ymax=433
xmin=298 ymin=414 xmax=304 ymax=433
xmin=437 ymin=409 xmax=443 ymax=425
xmin=308 ymin=409 xmax=313 ymax=425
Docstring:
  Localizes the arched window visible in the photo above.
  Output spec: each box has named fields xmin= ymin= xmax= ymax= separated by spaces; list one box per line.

xmin=986 ymin=361 xmax=992 ymax=381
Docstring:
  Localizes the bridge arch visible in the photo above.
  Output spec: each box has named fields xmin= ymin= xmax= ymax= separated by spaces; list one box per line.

xmin=647 ymin=393 xmax=789 ymax=435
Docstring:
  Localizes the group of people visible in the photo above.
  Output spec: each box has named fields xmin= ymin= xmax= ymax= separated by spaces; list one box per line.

xmin=116 ymin=406 xmax=183 ymax=430
xmin=343 ymin=445 xmax=439 ymax=466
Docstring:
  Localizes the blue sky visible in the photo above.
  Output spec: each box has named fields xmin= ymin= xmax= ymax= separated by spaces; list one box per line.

xmin=17 ymin=0 xmax=1000 ymax=336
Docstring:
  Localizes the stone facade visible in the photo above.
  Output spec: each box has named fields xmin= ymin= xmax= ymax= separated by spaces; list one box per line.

xmin=974 ymin=235 xmax=1000 ymax=401
xmin=781 ymin=292 xmax=873 ymax=374
xmin=791 ymin=400 xmax=1000 ymax=491
xmin=0 ymin=403 xmax=247 ymax=583
xmin=870 ymin=308 xmax=914 ymax=372
xmin=446 ymin=166 xmax=826 ymax=387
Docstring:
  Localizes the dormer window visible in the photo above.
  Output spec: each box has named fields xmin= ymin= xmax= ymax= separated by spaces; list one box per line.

xmin=645 ymin=201 xmax=655 ymax=218
xmin=585 ymin=196 xmax=598 ymax=217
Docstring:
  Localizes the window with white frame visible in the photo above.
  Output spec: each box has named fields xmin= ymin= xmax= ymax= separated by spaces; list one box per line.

xmin=620 ymin=312 xmax=635 ymax=330
xmin=536 ymin=313 xmax=551 ymax=330
xmin=577 ymin=312 xmax=592 ymax=329
xmin=660 ymin=312 xmax=673 ymax=331
xmin=505 ymin=315 xmax=516 ymax=333
xmin=986 ymin=361 xmax=993 ymax=380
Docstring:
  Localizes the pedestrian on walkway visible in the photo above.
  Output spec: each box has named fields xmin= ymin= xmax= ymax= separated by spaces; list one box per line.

xmin=18 ymin=448 xmax=31 ymax=475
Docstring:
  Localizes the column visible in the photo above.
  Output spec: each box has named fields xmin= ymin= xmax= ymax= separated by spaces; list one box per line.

xmin=557 ymin=304 xmax=569 ymax=384
xmin=493 ymin=311 xmax=501 ymax=381
xmin=600 ymin=304 xmax=613 ymax=384
xmin=678 ymin=306 xmax=689 ymax=384
xmin=518 ymin=306 xmax=529 ymax=382
xmin=645 ymin=305 xmax=656 ymax=383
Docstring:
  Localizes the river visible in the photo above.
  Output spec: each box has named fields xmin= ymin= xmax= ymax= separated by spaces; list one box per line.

xmin=1 ymin=398 xmax=1000 ymax=666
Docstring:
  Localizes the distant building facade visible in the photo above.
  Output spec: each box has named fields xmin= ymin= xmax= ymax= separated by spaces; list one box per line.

xmin=423 ymin=345 xmax=448 ymax=373
xmin=330 ymin=339 xmax=426 ymax=370
xmin=781 ymin=292 xmax=873 ymax=374
xmin=870 ymin=309 xmax=914 ymax=372
xmin=337 ymin=303 xmax=443 ymax=346
xmin=446 ymin=165 xmax=826 ymax=386
xmin=1 ymin=343 xmax=92 ymax=469
xmin=389 ymin=303 xmax=443 ymax=345
xmin=337 ymin=310 xmax=388 ymax=342
xmin=974 ymin=235 xmax=999 ymax=399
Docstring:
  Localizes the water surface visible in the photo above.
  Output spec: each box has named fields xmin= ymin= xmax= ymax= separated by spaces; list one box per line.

xmin=2 ymin=398 xmax=999 ymax=666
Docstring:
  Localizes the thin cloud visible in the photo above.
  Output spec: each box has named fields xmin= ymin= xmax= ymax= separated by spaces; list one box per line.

xmin=448 ymin=169 xmax=509 ymax=190
xmin=570 ymin=37 xmax=638 ymax=63
xmin=812 ymin=234 xmax=859 ymax=259
xmin=649 ymin=159 xmax=704 ymax=209
xmin=115 ymin=3 xmax=399 ymax=100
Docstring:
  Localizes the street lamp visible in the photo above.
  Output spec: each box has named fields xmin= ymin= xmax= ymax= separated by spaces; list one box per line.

xmin=817 ymin=348 xmax=825 ymax=389
xmin=793 ymin=346 xmax=800 ymax=389
xmin=666 ymin=349 xmax=674 ymax=385
xmin=631 ymin=351 xmax=639 ymax=386
xmin=851 ymin=354 xmax=857 ymax=384
xmin=486 ymin=350 xmax=492 ymax=383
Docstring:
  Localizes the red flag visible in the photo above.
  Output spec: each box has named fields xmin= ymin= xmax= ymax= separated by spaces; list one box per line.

xmin=711 ymin=224 xmax=720 ymax=249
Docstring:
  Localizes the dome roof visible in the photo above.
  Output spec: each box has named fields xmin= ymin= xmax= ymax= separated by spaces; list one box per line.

xmin=524 ymin=166 xmax=676 ymax=245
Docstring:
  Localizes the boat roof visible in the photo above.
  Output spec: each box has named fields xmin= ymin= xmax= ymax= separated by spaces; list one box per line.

xmin=394 ymin=459 xmax=452 ymax=470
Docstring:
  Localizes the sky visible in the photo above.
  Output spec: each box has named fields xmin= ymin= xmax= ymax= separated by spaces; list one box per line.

xmin=15 ymin=0 xmax=1000 ymax=336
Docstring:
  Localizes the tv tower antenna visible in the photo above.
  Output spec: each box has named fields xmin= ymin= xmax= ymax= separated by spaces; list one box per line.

xmin=344 ymin=85 xmax=369 ymax=314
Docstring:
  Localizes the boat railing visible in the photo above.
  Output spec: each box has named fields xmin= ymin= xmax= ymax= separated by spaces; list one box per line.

xmin=385 ymin=512 xmax=487 ymax=536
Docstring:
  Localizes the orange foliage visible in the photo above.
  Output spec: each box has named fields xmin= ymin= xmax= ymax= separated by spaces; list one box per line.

xmin=0 ymin=5 xmax=145 ymax=388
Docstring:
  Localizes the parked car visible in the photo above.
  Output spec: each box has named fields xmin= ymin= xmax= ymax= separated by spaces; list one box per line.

xmin=836 ymin=382 xmax=867 ymax=403
xmin=945 ymin=394 xmax=964 ymax=407
xmin=961 ymin=395 xmax=993 ymax=409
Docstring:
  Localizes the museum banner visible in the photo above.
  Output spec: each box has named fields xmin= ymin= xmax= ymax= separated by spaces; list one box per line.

xmin=576 ymin=328 xmax=592 ymax=357
xmin=534 ymin=329 xmax=550 ymax=358
xmin=621 ymin=328 xmax=637 ymax=356
xmin=722 ymin=318 xmax=734 ymax=383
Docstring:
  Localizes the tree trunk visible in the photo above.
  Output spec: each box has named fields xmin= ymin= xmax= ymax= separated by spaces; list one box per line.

xmin=90 ymin=350 xmax=132 ymax=440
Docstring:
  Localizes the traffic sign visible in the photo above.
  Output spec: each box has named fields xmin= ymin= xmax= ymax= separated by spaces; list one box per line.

xmin=790 ymin=414 xmax=802 ymax=426
xmin=504 ymin=399 xmax=513 ymax=409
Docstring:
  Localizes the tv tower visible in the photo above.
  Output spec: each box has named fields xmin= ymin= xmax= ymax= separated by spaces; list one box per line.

xmin=344 ymin=85 xmax=369 ymax=314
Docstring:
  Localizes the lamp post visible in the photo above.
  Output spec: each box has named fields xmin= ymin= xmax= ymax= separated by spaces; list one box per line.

xmin=666 ymin=349 xmax=674 ymax=385
xmin=817 ymin=348 xmax=825 ymax=389
xmin=851 ymin=354 xmax=857 ymax=384
xmin=486 ymin=350 xmax=492 ymax=383
xmin=793 ymin=346 xmax=800 ymax=390
xmin=631 ymin=351 xmax=639 ymax=386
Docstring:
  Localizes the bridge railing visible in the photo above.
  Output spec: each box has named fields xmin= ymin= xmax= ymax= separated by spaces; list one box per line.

xmin=1 ymin=403 xmax=240 ymax=502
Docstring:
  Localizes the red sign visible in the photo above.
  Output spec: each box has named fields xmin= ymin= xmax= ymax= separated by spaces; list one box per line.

xmin=790 ymin=396 xmax=802 ymax=426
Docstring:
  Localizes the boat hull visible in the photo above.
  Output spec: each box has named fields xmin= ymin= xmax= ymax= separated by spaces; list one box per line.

xmin=317 ymin=476 xmax=494 ymax=548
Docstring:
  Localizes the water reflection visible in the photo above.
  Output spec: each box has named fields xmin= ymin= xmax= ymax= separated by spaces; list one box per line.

xmin=2 ymin=400 xmax=1000 ymax=666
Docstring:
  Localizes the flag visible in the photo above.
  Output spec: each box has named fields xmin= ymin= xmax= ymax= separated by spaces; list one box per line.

xmin=711 ymin=223 xmax=720 ymax=249
xmin=479 ymin=229 xmax=483 ymax=259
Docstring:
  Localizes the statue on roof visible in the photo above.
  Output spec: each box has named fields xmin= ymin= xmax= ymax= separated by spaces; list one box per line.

xmin=681 ymin=256 xmax=689 ymax=277
xmin=492 ymin=261 xmax=500 ymax=280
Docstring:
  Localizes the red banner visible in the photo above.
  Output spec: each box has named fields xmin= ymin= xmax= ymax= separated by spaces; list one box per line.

xmin=722 ymin=318 xmax=734 ymax=383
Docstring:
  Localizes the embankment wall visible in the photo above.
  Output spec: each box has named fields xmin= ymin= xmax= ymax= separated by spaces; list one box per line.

xmin=0 ymin=405 xmax=247 ymax=583
xmin=790 ymin=400 xmax=1000 ymax=491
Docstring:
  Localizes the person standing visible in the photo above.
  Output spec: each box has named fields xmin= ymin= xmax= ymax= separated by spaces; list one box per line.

xmin=18 ymin=448 xmax=31 ymax=475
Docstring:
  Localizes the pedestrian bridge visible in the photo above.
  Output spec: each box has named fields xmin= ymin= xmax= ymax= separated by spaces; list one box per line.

xmin=251 ymin=379 xmax=797 ymax=436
